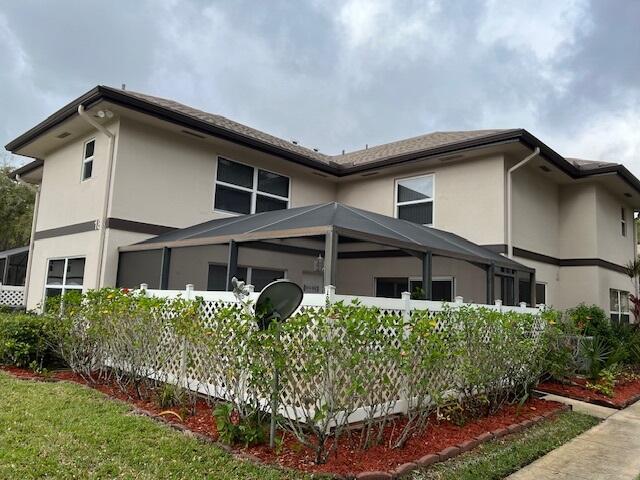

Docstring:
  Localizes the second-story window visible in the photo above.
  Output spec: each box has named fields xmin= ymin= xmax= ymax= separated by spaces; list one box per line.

xmin=81 ymin=139 xmax=95 ymax=181
xmin=395 ymin=174 xmax=434 ymax=225
xmin=621 ymin=207 xmax=627 ymax=237
xmin=214 ymin=157 xmax=290 ymax=214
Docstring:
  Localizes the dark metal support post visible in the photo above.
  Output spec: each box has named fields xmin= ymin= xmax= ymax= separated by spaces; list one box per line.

xmin=226 ymin=240 xmax=239 ymax=291
xmin=422 ymin=251 xmax=432 ymax=300
xmin=324 ymin=229 xmax=338 ymax=287
xmin=513 ymin=270 xmax=520 ymax=306
xmin=486 ymin=264 xmax=495 ymax=305
xmin=529 ymin=271 xmax=536 ymax=306
xmin=159 ymin=247 xmax=171 ymax=290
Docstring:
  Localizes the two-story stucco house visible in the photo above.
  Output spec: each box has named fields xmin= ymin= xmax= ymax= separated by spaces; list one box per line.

xmin=7 ymin=86 xmax=639 ymax=322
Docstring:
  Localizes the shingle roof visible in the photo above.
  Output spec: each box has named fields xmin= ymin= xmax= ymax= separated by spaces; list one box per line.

xmin=8 ymin=85 xmax=640 ymax=197
xmin=566 ymin=157 xmax=619 ymax=171
xmin=116 ymin=88 xmax=515 ymax=168
xmin=119 ymin=89 xmax=334 ymax=165
xmin=334 ymin=129 xmax=518 ymax=166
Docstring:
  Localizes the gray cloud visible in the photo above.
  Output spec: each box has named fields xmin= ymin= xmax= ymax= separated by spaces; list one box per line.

xmin=1 ymin=0 xmax=639 ymax=174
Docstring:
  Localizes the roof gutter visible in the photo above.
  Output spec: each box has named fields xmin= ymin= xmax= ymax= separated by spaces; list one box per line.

xmin=77 ymin=104 xmax=116 ymax=289
xmin=7 ymin=86 xmax=640 ymax=195
xmin=507 ymin=147 xmax=540 ymax=258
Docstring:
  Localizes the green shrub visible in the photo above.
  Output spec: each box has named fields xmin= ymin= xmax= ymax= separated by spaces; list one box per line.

xmin=0 ymin=312 xmax=53 ymax=368
xmin=567 ymin=304 xmax=611 ymax=338
xmin=213 ymin=403 xmax=266 ymax=447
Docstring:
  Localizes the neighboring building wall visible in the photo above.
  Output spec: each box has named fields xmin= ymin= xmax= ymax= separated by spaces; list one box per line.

xmin=336 ymin=155 xmax=506 ymax=245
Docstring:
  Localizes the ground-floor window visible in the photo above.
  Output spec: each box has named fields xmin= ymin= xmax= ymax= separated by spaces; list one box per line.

xmin=207 ymin=264 xmax=285 ymax=292
xmin=610 ymin=289 xmax=630 ymax=324
xmin=374 ymin=276 xmax=454 ymax=301
xmin=45 ymin=257 xmax=86 ymax=300
xmin=518 ymin=280 xmax=547 ymax=306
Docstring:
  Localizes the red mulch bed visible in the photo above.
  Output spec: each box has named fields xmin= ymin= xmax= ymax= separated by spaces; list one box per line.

xmin=1 ymin=366 xmax=564 ymax=476
xmin=538 ymin=376 xmax=640 ymax=409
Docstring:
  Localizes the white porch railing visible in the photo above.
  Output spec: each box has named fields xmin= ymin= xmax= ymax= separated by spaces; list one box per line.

xmin=142 ymin=284 xmax=541 ymax=316
xmin=0 ymin=285 xmax=25 ymax=308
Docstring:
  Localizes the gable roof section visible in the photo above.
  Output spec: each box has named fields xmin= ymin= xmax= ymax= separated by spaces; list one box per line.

xmin=122 ymin=202 xmax=531 ymax=272
xmin=6 ymin=86 xmax=640 ymax=195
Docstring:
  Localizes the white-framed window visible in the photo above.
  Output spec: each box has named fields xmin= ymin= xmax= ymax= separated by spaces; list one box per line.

xmin=81 ymin=139 xmax=95 ymax=181
xmin=518 ymin=280 xmax=547 ymax=306
xmin=214 ymin=157 xmax=290 ymax=215
xmin=374 ymin=276 xmax=454 ymax=301
xmin=45 ymin=257 xmax=86 ymax=300
xmin=206 ymin=263 xmax=286 ymax=292
xmin=621 ymin=207 xmax=627 ymax=237
xmin=395 ymin=174 xmax=434 ymax=225
xmin=610 ymin=288 xmax=630 ymax=324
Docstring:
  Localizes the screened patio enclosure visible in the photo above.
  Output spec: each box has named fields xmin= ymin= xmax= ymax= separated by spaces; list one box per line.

xmin=117 ymin=203 xmax=536 ymax=305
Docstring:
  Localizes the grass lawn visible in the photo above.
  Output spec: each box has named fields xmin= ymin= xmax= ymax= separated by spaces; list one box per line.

xmin=411 ymin=410 xmax=599 ymax=480
xmin=0 ymin=371 xmax=599 ymax=480
xmin=0 ymin=372 xmax=307 ymax=480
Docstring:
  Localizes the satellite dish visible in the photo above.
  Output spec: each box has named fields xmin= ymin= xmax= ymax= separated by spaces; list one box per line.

xmin=255 ymin=280 xmax=303 ymax=331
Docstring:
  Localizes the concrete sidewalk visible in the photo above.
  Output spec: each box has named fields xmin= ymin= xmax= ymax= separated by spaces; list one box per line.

xmin=508 ymin=400 xmax=640 ymax=480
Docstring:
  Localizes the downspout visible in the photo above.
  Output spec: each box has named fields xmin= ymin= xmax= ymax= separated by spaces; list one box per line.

xmin=15 ymin=174 xmax=40 ymax=309
xmin=506 ymin=147 xmax=540 ymax=258
xmin=77 ymin=105 xmax=116 ymax=288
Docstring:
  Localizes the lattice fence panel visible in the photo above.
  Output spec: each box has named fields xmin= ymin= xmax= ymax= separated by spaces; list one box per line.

xmin=0 ymin=288 xmax=25 ymax=308
xmin=101 ymin=290 xmax=546 ymax=426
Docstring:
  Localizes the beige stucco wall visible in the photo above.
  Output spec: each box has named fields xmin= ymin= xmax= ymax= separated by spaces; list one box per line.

xmin=35 ymin=121 xmax=119 ymax=231
xmin=595 ymin=184 xmax=636 ymax=266
xmin=512 ymin=167 xmax=559 ymax=257
xmin=558 ymin=183 xmax=598 ymax=259
xmin=110 ymin=117 xmax=336 ymax=229
xmin=555 ymin=266 xmax=633 ymax=313
xmin=336 ymin=155 xmax=506 ymax=245
xmin=26 ymin=231 xmax=100 ymax=311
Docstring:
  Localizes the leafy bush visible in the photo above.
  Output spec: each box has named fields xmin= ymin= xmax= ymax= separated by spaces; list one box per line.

xmin=48 ymin=288 xmax=550 ymax=464
xmin=213 ymin=403 xmax=266 ymax=447
xmin=0 ymin=312 xmax=53 ymax=368
xmin=567 ymin=304 xmax=611 ymax=338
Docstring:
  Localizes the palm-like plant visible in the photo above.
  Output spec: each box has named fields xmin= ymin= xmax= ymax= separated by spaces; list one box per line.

xmin=625 ymin=256 xmax=640 ymax=296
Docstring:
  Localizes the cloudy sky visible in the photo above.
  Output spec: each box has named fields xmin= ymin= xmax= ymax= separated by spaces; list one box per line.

xmin=1 ymin=0 xmax=639 ymax=173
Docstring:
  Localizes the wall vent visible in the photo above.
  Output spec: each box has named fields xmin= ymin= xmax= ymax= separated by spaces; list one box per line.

xmin=360 ymin=171 xmax=380 ymax=177
xmin=181 ymin=130 xmax=206 ymax=139
xmin=56 ymin=132 xmax=71 ymax=139
xmin=438 ymin=154 xmax=463 ymax=162
xmin=539 ymin=165 xmax=551 ymax=173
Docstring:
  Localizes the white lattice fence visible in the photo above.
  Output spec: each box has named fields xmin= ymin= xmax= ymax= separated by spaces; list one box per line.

xmin=0 ymin=285 xmax=25 ymax=308
xmin=125 ymin=285 xmax=543 ymax=426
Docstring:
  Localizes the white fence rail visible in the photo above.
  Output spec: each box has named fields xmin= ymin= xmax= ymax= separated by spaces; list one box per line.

xmin=128 ymin=284 xmax=542 ymax=427
xmin=0 ymin=285 xmax=25 ymax=308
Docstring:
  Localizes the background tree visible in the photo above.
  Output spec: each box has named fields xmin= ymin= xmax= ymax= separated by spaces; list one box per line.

xmin=0 ymin=165 xmax=35 ymax=251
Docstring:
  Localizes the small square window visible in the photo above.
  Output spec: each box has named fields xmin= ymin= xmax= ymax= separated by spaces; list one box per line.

xmin=81 ymin=139 xmax=95 ymax=181
xmin=84 ymin=140 xmax=95 ymax=159
xmin=217 ymin=158 xmax=254 ymax=189
xmin=258 ymin=170 xmax=289 ymax=197
xmin=396 ymin=174 xmax=434 ymax=225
